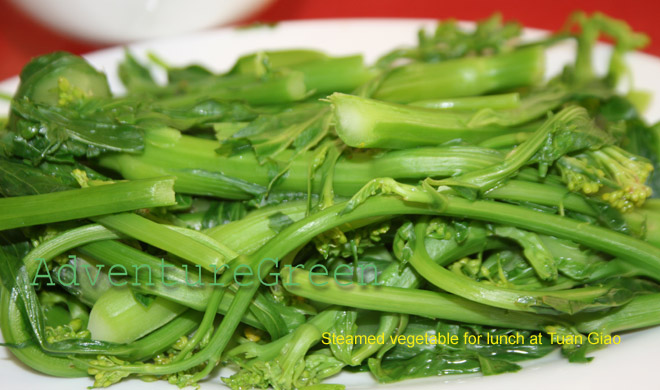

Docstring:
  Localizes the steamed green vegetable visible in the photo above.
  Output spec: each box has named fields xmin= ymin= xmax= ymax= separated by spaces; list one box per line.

xmin=1 ymin=11 xmax=659 ymax=390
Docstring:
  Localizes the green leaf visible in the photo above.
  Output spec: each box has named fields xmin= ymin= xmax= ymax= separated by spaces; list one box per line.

xmin=477 ymin=355 xmax=521 ymax=376
xmin=329 ymin=311 xmax=358 ymax=365
xmin=131 ymin=291 xmax=156 ymax=309
xmin=201 ymin=201 xmax=248 ymax=229
xmin=0 ymin=240 xmax=124 ymax=355
xmin=268 ymin=211 xmax=295 ymax=234
xmin=369 ymin=319 xmax=555 ymax=383
xmin=167 ymin=64 xmax=214 ymax=84
xmin=493 ymin=226 xmax=558 ymax=281
xmin=341 ymin=178 xmax=442 ymax=215
xmin=433 ymin=106 xmax=604 ymax=193
xmin=0 ymin=157 xmax=108 ymax=197
xmin=0 ymin=158 xmax=68 ymax=196
xmin=174 ymin=168 xmax=266 ymax=197
xmin=369 ymin=350 xmax=481 ymax=383
xmin=620 ymin=119 xmax=660 ymax=197
xmin=0 ymin=243 xmax=47 ymax=345
xmin=218 ymin=104 xmax=328 ymax=165
xmin=8 ymin=97 xmax=144 ymax=163
xmin=151 ymin=98 xmax=257 ymax=130
xmin=376 ymin=13 xmax=521 ymax=67
xmin=118 ymin=51 xmax=159 ymax=95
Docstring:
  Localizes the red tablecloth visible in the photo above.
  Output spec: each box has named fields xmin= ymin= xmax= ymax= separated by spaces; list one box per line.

xmin=0 ymin=0 xmax=657 ymax=80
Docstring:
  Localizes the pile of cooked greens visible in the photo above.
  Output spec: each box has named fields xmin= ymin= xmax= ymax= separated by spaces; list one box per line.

xmin=1 ymin=11 xmax=660 ymax=389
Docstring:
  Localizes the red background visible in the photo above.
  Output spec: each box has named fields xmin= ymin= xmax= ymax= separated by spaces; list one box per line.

xmin=0 ymin=0 xmax=657 ymax=80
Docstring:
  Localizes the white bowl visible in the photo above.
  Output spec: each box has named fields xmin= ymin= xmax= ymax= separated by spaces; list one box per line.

xmin=11 ymin=0 xmax=272 ymax=44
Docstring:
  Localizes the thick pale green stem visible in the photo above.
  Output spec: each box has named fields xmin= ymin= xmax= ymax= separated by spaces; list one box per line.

xmin=98 ymin=129 xmax=502 ymax=198
xmin=410 ymin=92 xmax=521 ymax=110
xmin=87 ymin=288 xmax=186 ymax=344
xmin=94 ymin=213 xmax=233 ymax=272
xmin=0 ymin=177 xmax=176 ymax=231
xmin=330 ymin=93 xmax=521 ymax=149
xmin=373 ymin=46 xmax=545 ymax=102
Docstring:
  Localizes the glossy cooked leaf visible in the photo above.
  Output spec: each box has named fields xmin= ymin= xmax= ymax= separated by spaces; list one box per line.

xmin=432 ymin=106 xmax=603 ymax=193
xmin=376 ymin=13 xmax=521 ymax=67
xmin=0 ymin=244 xmax=121 ymax=355
xmin=0 ymin=158 xmax=74 ymax=196
xmin=493 ymin=226 xmax=558 ymax=281
xmin=131 ymin=291 xmax=156 ymax=309
xmin=118 ymin=51 xmax=159 ymax=95
xmin=167 ymin=64 xmax=214 ymax=84
xmin=478 ymin=250 xmax=538 ymax=286
xmin=0 ymin=236 xmax=31 ymax=292
xmin=218 ymin=103 xmax=326 ymax=162
xmin=476 ymin=355 xmax=522 ymax=376
xmin=369 ymin=350 xmax=482 ymax=382
xmin=621 ymin=119 xmax=660 ymax=197
xmin=539 ymin=235 xmax=605 ymax=281
xmin=151 ymin=98 xmax=258 ymax=130
xmin=173 ymin=168 xmax=266 ymax=197
xmin=369 ymin=319 xmax=555 ymax=383
xmin=268 ymin=211 xmax=295 ymax=234
xmin=529 ymin=109 xmax=612 ymax=175
xmin=328 ymin=311 xmax=358 ymax=365
xmin=200 ymin=201 xmax=249 ymax=229
xmin=0 ymin=243 xmax=48 ymax=342
xmin=8 ymin=97 xmax=144 ymax=163
xmin=544 ymin=277 xmax=659 ymax=314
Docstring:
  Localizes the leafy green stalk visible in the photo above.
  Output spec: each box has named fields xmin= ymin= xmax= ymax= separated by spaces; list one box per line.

xmin=0 ymin=177 xmax=176 ymax=231
xmin=407 ymin=219 xmax=635 ymax=314
xmin=430 ymin=105 xmax=604 ymax=194
xmin=93 ymin=213 xmax=235 ymax=272
xmin=119 ymin=310 xmax=202 ymax=361
xmin=367 ymin=317 xmax=555 ymax=383
xmin=442 ymin=196 xmax=660 ymax=279
xmin=205 ymin=200 xmax=308 ymax=254
xmin=347 ymin=259 xmax=420 ymax=365
xmin=286 ymin=55 xmax=376 ymax=94
xmin=156 ymin=71 xmax=308 ymax=106
xmin=331 ymin=84 xmax=574 ymax=149
xmin=409 ymin=92 xmax=520 ymax=110
xmin=159 ymin=51 xmax=372 ymax=97
xmin=576 ymin=293 xmax=660 ymax=334
xmin=171 ymin=289 xmax=224 ymax=363
xmin=229 ymin=49 xmax=329 ymax=75
xmin=0 ymin=243 xmax=132 ymax=362
xmin=483 ymin=180 xmax=596 ymax=217
xmin=284 ymin=268 xmax=554 ymax=330
xmin=329 ymin=92 xmax=528 ymax=149
xmin=373 ymin=46 xmax=545 ymax=102
xmin=98 ymin=127 xmax=503 ymax=198
xmin=54 ymin=254 xmax=113 ymax=305
xmin=566 ymin=11 xmax=649 ymax=86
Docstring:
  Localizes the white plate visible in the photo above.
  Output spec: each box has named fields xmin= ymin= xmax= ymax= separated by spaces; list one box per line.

xmin=2 ymin=18 xmax=660 ymax=390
